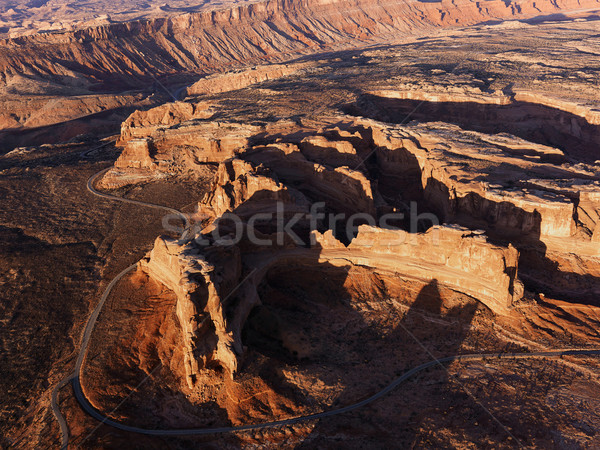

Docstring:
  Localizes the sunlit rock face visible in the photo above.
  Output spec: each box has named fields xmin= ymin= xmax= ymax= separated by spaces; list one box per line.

xmin=119 ymin=107 xmax=600 ymax=386
xmin=140 ymin=236 xmax=243 ymax=385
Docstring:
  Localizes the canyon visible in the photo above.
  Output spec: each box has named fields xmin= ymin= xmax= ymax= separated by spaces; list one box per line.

xmin=1 ymin=0 xmax=600 ymax=448
xmin=108 ymin=110 xmax=598 ymax=386
xmin=2 ymin=0 xmax=600 ymax=144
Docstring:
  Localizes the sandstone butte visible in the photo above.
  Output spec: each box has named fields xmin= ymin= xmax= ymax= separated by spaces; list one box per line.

xmin=101 ymin=100 xmax=599 ymax=386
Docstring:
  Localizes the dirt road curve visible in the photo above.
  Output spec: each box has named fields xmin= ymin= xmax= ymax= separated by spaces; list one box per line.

xmin=51 ymin=166 xmax=600 ymax=447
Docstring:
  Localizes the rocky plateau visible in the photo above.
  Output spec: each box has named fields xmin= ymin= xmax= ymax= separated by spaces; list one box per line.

xmin=1 ymin=0 xmax=600 ymax=449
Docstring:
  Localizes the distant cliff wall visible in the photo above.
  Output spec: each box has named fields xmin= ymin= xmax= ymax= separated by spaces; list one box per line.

xmin=1 ymin=0 xmax=597 ymax=89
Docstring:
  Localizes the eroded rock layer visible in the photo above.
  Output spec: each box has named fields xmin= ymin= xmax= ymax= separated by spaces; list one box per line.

xmin=108 ymin=109 xmax=600 ymax=385
xmin=3 ymin=0 xmax=598 ymax=88
xmin=84 ymin=12 xmax=600 ymax=418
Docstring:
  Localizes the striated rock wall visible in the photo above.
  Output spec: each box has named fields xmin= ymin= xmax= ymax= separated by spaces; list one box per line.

xmin=367 ymin=117 xmax=600 ymax=299
xmin=127 ymin=111 xmax=599 ymax=385
xmin=0 ymin=92 xmax=146 ymax=131
xmin=369 ymin=89 xmax=600 ymax=127
xmin=299 ymin=134 xmax=363 ymax=168
xmin=102 ymin=120 xmax=261 ymax=187
xmin=114 ymin=138 xmax=156 ymax=170
xmin=201 ymin=158 xmax=311 ymax=220
xmin=139 ymin=236 xmax=242 ymax=385
xmin=118 ymin=101 xmax=216 ymax=142
xmin=139 ymin=212 xmax=523 ymax=385
xmin=1 ymin=0 xmax=598 ymax=88
xmin=370 ymin=121 xmax=582 ymax=241
xmin=318 ymin=225 xmax=523 ymax=313
xmin=514 ymin=91 xmax=600 ymax=126
xmin=245 ymin=142 xmax=377 ymax=216
xmin=186 ymin=62 xmax=313 ymax=96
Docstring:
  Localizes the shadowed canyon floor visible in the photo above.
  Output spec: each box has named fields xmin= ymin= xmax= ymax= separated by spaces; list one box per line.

xmin=1 ymin=2 xmax=600 ymax=449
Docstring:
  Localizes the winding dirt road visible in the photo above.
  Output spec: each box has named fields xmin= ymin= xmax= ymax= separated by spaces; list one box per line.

xmin=71 ymin=349 xmax=600 ymax=436
xmin=51 ymin=166 xmax=189 ymax=448
xmin=50 ymin=166 xmax=600 ymax=448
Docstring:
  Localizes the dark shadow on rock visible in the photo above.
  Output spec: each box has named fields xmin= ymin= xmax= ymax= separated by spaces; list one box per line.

xmin=0 ymin=106 xmax=134 ymax=154
xmin=295 ymin=278 xmax=480 ymax=447
xmin=348 ymin=94 xmax=600 ymax=163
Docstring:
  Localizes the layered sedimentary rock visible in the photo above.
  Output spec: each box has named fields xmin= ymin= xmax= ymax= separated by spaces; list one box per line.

xmin=244 ymin=142 xmax=377 ymax=216
xmin=370 ymin=88 xmax=600 ymax=127
xmin=0 ymin=92 xmax=146 ymax=130
xmin=514 ymin=91 xmax=600 ymax=126
xmin=103 ymin=20 xmax=600 ymax=385
xmin=318 ymin=225 xmax=523 ymax=313
xmin=201 ymin=158 xmax=311 ymax=220
xmin=1 ymin=0 xmax=599 ymax=89
xmin=299 ymin=134 xmax=363 ymax=167
xmin=101 ymin=119 xmax=260 ymax=187
xmin=139 ymin=236 xmax=242 ymax=385
xmin=366 ymin=118 xmax=600 ymax=299
xmin=369 ymin=120 xmax=599 ymax=242
xmin=118 ymin=101 xmax=216 ymax=142
xmin=118 ymin=107 xmax=599 ymax=312
xmin=3 ymin=0 xmax=600 ymax=150
xmin=138 ymin=146 xmax=524 ymax=383
xmin=114 ymin=138 xmax=156 ymax=170
xmin=186 ymin=63 xmax=313 ymax=96
xmin=130 ymin=120 xmax=259 ymax=164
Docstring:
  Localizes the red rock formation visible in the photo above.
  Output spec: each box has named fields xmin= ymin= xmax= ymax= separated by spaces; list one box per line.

xmin=139 ymin=236 xmax=242 ymax=385
xmin=101 ymin=119 xmax=261 ymax=187
xmin=317 ymin=224 xmax=523 ymax=313
xmin=114 ymin=138 xmax=156 ymax=170
xmin=1 ymin=0 xmax=598 ymax=89
xmin=111 ymin=105 xmax=600 ymax=386
xmin=369 ymin=120 xmax=583 ymax=239
xmin=186 ymin=62 xmax=313 ymax=96
xmin=139 ymin=172 xmax=523 ymax=384
xmin=0 ymin=92 xmax=146 ymax=130
xmin=299 ymin=134 xmax=363 ymax=167
xmin=201 ymin=158 xmax=311 ymax=221
xmin=118 ymin=101 xmax=216 ymax=142
xmin=245 ymin=141 xmax=377 ymax=216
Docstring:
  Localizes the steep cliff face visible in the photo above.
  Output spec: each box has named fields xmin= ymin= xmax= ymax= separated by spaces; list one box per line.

xmin=1 ymin=0 xmax=598 ymax=89
xmin=118 ymin=101 xmax=216 ymax=142
xmin=201 ymin=158 xmax=311 ymax=220
xmin=2 ymin=0 xmax=598 ymax=137
xmin=107 ymin=109 xmax=600 ymax=303
xmin=320 ymin=225 xmax=523 ymax=313
xmin=101 ymin=118 xmax=261 ymax=187
xmin=137 ymin=142 xmax=524 ymax=384
xmin=369 ymin=121 xmax=591 ymax=242
xmin=186 ymin=62 xmax=314 ymax=96
xmin=139 ymin=236 xmax=242 ymax=386
xmin=244 ymin=142 xmax=377 ymax=217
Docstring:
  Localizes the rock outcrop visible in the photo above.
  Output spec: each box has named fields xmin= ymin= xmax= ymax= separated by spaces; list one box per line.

xmin=101 ymin=119 xmax=261 ymax=187
xmin=201 ymin=158 xmax=311 ymax=221
xmin=118 ymin=101 xmax=217 ymax=142
xmin=139 ymin=236 xmax=242 ymax=386
xmin=122 ymin=111 xmax=599 ymax=321
xmin=2 ymin=0 xmax=600 ymax=148
xmin=101 ymin=20 xmax=600 ymax=385
xmin=245 ymin=142 xmax=377 ymax=217
xmin=139 ymin=145 xmax=525 ymax=384
xmin=318 ymin=225 xmax=523 ymax=313
xmin=186 ymin=63 xmax=313 ymax=97
xmin=369 ymin=120 xmax=598 ymax=241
